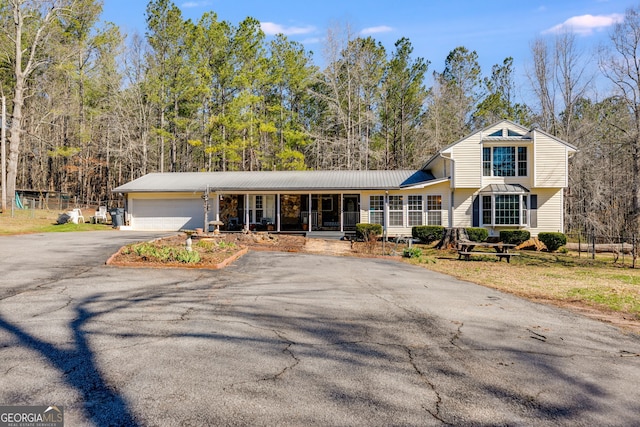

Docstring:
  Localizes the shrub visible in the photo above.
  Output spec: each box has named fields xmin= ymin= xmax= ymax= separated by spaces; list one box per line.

xmin=412 ymin=226 xmax=444 ymax=244
xmin=356 ymin=223 xmax=382 ymax=241
xmin=466 ymin=227 xmax=488 ymax=242
xmin=538 ymin=232 xmax=567 ymax=252
xmin=499 ymin=230 xmax=531 ymax=245
xmin=175 ymin=249 xmax=201 ymax=263
xmin=403 ymin=247 xmax=423 ymax=258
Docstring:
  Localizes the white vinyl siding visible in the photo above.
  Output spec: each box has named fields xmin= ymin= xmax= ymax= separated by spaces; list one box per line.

xmin=450 ymin=133 xmax=482 ymax=187
xmin=534 ymin=132 xmax=568 ymax=187
xmin=531 ymin=188 xmax=564 ymax=234
xmin=452 ymin=188 xmax=476 ymax=227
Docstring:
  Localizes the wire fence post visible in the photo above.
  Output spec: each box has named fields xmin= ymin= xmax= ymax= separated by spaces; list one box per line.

xmin=634 ymin=234 xmax=637 ymax=269
xmin=591 ymin=229 xmax=596 ymax=260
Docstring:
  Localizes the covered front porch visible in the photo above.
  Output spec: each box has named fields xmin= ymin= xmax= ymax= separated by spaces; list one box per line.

xmin=212 ymin=193 xmax=361 ymax=233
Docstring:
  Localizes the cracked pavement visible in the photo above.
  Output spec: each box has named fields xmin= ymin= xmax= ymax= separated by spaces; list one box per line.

xmin=0 ymin=231 xmax=639 ymax=426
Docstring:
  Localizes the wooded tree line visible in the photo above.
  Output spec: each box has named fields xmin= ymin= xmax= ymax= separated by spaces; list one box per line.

xmin=2 ymin=0 xmax=640 ymax=236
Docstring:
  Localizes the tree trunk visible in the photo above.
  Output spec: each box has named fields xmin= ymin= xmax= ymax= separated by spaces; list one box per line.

xmin=435 ymin=227 xmax=469 ymax=250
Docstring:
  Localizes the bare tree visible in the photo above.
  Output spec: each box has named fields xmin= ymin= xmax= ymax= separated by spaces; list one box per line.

xmin=1 ymin=0 xmax=72 ymax=209
xmin=600 ymin=5 xmax=640 ymax=233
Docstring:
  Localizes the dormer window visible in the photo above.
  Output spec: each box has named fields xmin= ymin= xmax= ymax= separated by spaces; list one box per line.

xmin=482 ymin=146 xmax=527 ymax=177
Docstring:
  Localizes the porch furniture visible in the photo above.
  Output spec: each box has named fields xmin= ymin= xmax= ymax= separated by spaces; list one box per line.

xmin=67 ymin=208 xmax=85 ymax=224
xmin=92 ymin=206 xmax=108 ymax=224
xmin=457 ymin=240 xmax=519 ymax=263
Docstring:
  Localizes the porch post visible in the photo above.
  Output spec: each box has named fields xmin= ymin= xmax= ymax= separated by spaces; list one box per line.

xmin=340 ymin=193 xmax=344 ymax=232
xmin=245 ymin=193 xmax=250 ymax=231
xmin=384 ymin=191 xmax=389 ymax=241
xmin=215 ymin=192 xmax=220 ymax=222
xmin=277 ymin=194 xmax=281 ymax=232
xmin=308 ymin=193 xmax=312 ymax=231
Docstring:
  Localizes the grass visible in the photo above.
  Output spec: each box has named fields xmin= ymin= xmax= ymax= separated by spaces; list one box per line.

xmin=0 ymin=209 xmax=112 ymax=234
xmin=402 ymin=245 xmax=640 ymax=322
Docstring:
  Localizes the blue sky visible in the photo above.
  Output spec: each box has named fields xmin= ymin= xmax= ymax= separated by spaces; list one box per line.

xmin=102 ymin=0 xmax=635 ymax=100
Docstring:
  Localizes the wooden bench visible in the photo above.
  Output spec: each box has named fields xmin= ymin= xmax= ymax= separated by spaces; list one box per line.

xmin=458 ymin=251 xmax=520 ymax=263
xmin=495 ymin=252 xmax=519 ymax=263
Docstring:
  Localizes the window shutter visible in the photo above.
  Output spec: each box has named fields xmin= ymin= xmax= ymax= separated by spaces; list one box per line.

xmin=472 ymin=196 xmax=479 ymax=227
xmin=530 ymin=194 xmax=538 ymax=228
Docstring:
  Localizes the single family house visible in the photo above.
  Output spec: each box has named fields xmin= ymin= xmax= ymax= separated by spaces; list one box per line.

xmin=112 ymin=120 xmax=577 ymax=237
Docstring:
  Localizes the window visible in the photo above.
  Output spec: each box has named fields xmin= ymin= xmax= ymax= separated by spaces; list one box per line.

xmin=493 ymin=147 xmax=515 ymax=176
xmin=482 ymin=146 xmax=528 ymax=177
xmin=483 ymin=147 xmax=491 ymax=176
xmin=369 ymin=196 xmax=384 ymax=226
xmin=482 ymin=196 xmax=492 ymax=225
xmin=481 ymin=194 xmax=528 ymax=226
xmin=427 ymin=195 xmax=442 ymax=226
xmin=255 ymin=195 xmax=263 ymax=223
xmin=408 ymin=195 xmax=423 ymax=226
xmin=389 ymin=195 xmax=403 ymax=227
xmin=518 ymin=147 xmax=527 ymax=177
xmin=494 ymin=195 xmax=520 ymax=225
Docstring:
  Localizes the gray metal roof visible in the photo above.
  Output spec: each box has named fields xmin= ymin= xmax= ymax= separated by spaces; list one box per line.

xmin=112 ymin=170 xmax=438 ymax=193
xmin=479 ymin=184 xmax=530 ymax=194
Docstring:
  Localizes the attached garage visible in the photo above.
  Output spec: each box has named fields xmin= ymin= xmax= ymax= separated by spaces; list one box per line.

xmin=129 ymin=197 xmax=204 ymax=231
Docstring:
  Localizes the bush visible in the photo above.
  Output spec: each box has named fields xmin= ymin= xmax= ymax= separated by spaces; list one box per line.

xmin=356 ymin=223 xmax=382 ymax=241
xmin=403 ymin=247 xmax=423 ymax=258
xmin=175 ymin=249 xmax=201 ymax=263
xmin=499 ymin=230 xmax=531 ymax=245
xmin=466 ymin=227 xmax=488 ymax=242
xmin=412 ymin=226 xmax=444 ymax=244
xmin=538 ymin=232 xmax=567 ymax=252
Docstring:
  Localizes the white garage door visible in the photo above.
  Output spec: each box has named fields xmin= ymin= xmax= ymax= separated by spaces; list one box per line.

xmin=131 ymin=198 xmax=204 ymax=231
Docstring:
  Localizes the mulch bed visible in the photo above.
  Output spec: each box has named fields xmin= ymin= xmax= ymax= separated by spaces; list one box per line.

xmin=107 ymin=232 xmax=307 ymax=269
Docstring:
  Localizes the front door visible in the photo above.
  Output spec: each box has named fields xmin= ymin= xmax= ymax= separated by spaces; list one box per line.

xmin=343 ymin=195 xmax=360 ymax=230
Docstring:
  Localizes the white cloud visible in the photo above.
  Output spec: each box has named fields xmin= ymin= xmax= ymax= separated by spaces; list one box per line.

xmin=260 ymin=22 xmax=316 ymax=36
xmin=181 ymin=1 xmax=211 ymax=8
xmin=360 ymin=25 xmax=393 ymax=35
xmin=543 ymin=13 xmax=623 ymax=35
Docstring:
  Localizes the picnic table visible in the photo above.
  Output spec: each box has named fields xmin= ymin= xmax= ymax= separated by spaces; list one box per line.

xmin=457 ymin=240 xmax=519 ymax=263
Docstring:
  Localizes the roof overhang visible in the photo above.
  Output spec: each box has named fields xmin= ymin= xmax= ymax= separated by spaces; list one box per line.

xmin=400 ymin=177 xmax=449 ymax=190
xmin=478 ymin=184 xmax=530 ymax=194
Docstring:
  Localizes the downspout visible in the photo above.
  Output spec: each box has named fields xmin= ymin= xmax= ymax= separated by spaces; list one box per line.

xmin=439 ymin=153 xmax=455 ymax=228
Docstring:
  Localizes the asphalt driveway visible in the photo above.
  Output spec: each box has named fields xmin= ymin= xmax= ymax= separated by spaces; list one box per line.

xmin=0 ymin=231 xmax=639 ymax=426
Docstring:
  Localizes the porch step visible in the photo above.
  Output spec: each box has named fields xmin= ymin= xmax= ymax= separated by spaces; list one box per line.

xmin=306 ymin=231 xmax=347 ymax=240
